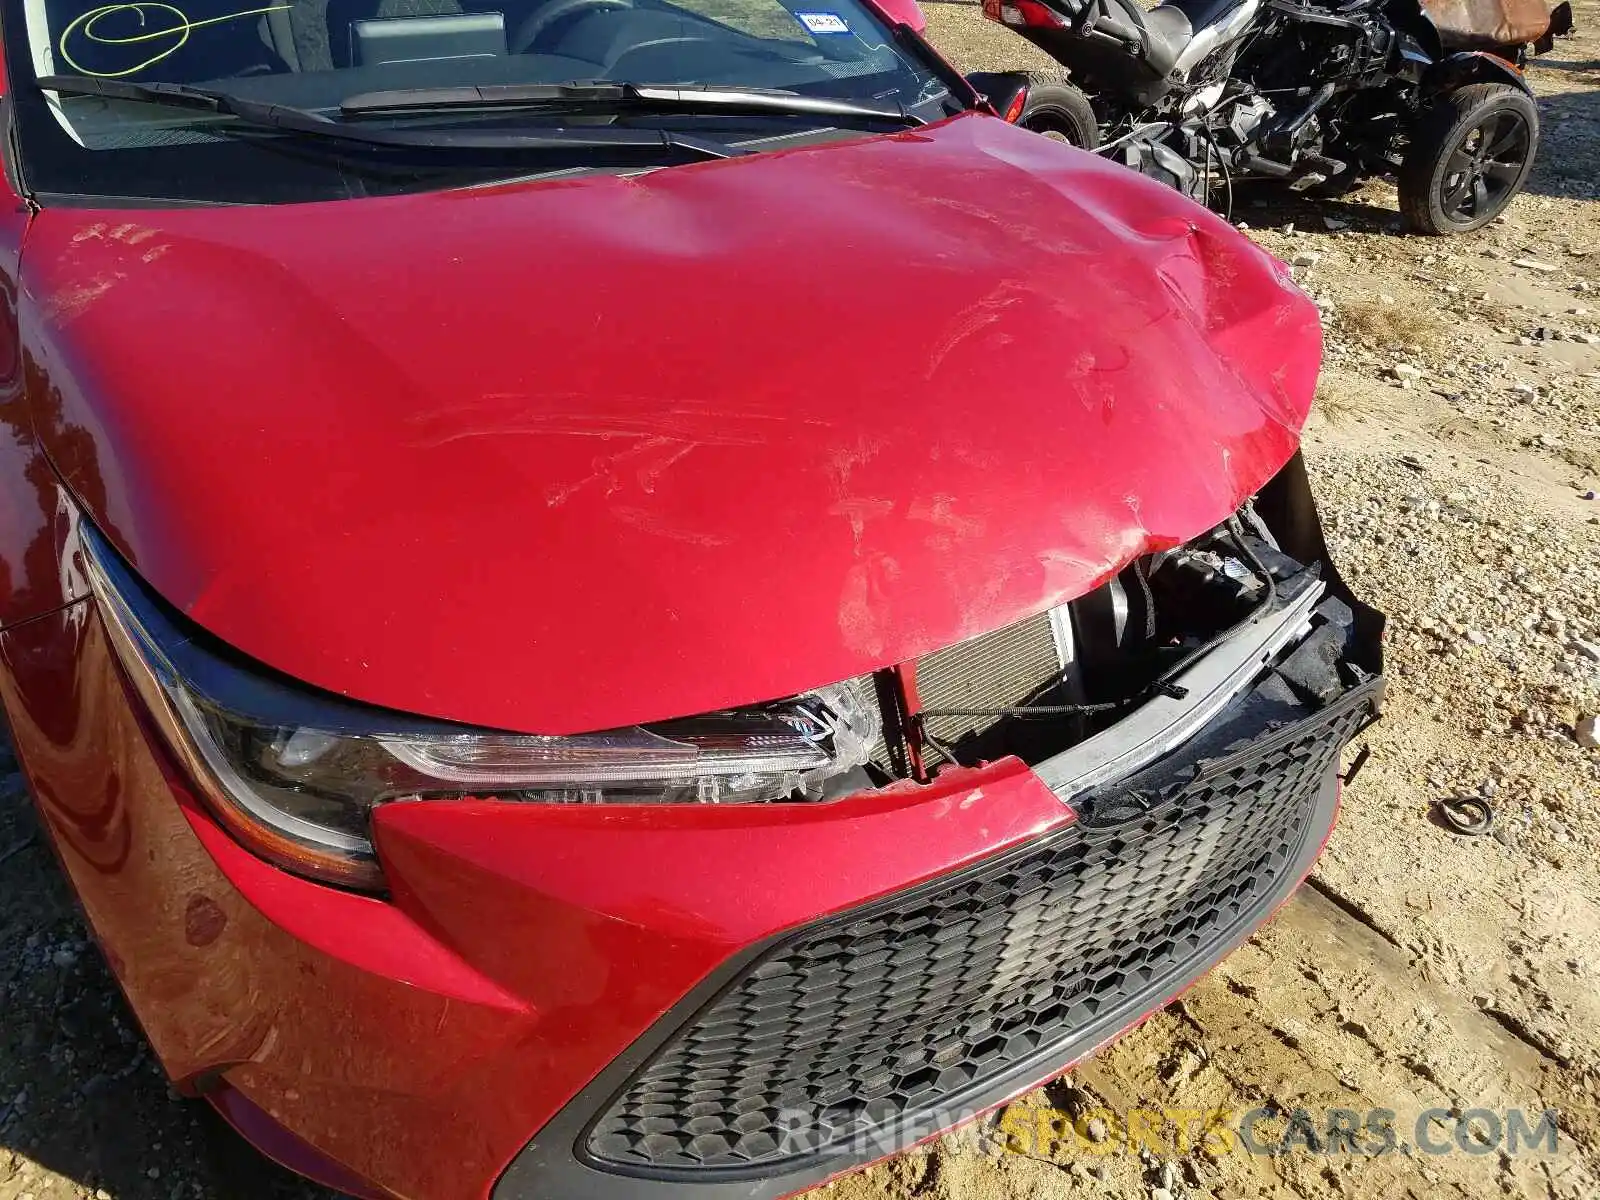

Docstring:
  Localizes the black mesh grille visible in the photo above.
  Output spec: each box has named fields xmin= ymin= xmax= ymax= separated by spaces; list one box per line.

xmin=584 ymin=687 xmax=1374 ymax=1177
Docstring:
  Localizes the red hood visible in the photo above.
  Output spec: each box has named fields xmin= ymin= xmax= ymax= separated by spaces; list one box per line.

xmin=22 ymin=113 xmax=1318 ymax=734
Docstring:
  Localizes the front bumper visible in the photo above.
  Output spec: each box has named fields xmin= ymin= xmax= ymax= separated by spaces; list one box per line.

xmin=0 ymin=470 xmax=1382 ymax=1200
xmin=498 ymin=678 xmax=1378 ymax=1199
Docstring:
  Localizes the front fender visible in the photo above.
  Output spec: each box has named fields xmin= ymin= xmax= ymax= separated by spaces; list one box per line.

xmin=1424 ymin=48 xmax=1532 ymax=95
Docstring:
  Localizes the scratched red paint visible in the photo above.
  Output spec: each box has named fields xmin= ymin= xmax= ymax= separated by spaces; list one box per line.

xmin=15 ymin=113 xmax=1317 ymax=734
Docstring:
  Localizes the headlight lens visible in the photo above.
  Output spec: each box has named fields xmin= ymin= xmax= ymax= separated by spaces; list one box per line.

xmin=82 ymin=526 xmax=879 ymax=891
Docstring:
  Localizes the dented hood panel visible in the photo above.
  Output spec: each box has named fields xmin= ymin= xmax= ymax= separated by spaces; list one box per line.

xmin=23 ymin=114 xmax=1319 ymax=735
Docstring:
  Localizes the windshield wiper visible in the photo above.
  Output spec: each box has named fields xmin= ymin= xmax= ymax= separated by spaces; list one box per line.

xmin=34 ymin=75 xmax=743 ymax=159
xmin=339 ymin=81 xmax=923 ymax=126
xmin=37 ymin=74 xmax=236 ymax=112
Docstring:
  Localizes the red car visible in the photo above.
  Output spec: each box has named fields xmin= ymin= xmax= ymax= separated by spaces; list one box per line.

xmin=0 ymin=0 xmax=1383 ymax=1192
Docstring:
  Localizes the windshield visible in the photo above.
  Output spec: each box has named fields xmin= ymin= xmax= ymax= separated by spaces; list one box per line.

xmin=3 ymin=0 xmax=956 ymax=203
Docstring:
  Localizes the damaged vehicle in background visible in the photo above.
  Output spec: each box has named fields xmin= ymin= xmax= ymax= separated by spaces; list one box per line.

xmin=0 ymin=0 xmax=1382 ymax=1191
xmin=971 ymin=0 xmax=1573 ymax=233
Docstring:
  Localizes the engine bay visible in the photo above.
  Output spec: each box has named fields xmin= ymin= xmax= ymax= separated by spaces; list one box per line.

xmin=853 ymin=490 xmax=1383 ymax=806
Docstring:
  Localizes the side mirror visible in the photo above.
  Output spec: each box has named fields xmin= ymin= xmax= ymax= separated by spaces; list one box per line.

xmin=872 ymin=0 xmax=927 ymax=32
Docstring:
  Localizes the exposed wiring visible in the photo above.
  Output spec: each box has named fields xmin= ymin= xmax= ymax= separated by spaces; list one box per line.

xmin=1132 ymin=556 xmax=1157 ymax=639
xmin=1094 ymin=120 xmax=1161 ymax=156
xmin=1217 ymin=131 xmax=1236 ymax=221
xmin=919 ymin=726 xmax=962 ymax=768
xmin=916 ymin=690 xmax=1177 ymax=722
xmin=1197 ymin=122 xmax=1234 ymax=221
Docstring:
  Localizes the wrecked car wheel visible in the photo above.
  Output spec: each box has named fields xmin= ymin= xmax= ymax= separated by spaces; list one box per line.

xmin=1019 ymin=76 xmax=1100 ymax=149
xmin=1399 ymin=82 xmax=1538 ymax=235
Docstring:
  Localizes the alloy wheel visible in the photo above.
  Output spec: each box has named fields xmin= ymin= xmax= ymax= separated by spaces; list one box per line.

xmin=1437 ymin=108 xmax=1533 ymax=224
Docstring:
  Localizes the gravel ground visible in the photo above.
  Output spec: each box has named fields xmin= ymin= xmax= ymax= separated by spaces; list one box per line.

xmin=0 ymin=6 xmax=1597 ymax=1200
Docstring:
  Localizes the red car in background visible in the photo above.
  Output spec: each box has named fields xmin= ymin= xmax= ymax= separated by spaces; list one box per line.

xmin=0 ymin=0 xmax=1383 ymax=1191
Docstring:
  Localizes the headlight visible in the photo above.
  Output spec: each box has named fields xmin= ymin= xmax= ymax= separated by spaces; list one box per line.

xmin=82 ymin=526 xmax=880 ymax=892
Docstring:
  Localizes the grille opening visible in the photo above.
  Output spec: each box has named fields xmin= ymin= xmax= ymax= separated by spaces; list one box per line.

xmin=869 ymin=509 xmax=1360 ymax=781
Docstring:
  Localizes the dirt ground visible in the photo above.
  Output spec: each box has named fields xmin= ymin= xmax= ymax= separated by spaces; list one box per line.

xmin=0 ymin=5 xmax=1597 ymax=1200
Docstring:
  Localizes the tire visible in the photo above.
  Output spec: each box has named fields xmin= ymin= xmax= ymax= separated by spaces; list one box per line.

xmin=1398 ymin=82 xmax=1539 ymax=235
xmin=1018 ymin=76 xmax=1100 ymax=150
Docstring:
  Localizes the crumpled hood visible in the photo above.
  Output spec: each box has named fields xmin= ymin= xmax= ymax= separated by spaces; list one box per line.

xmin=24 ymin=113 xmax=1319 ymax=734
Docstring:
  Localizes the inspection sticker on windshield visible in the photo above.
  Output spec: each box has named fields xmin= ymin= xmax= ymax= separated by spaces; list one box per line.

xmin=796 ymin=11 xmax=851 ymax=32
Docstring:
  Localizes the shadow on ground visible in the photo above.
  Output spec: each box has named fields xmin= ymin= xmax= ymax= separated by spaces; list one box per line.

xmin=1528 ymin=82 xmax=1600 ymax=202
xmin=0 ymin=735 xmax=341 ymax=1200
